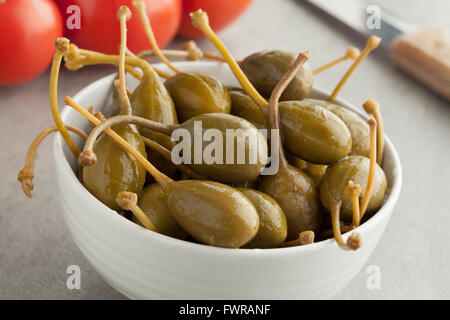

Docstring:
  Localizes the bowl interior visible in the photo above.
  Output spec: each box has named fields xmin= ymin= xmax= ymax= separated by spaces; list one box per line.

xmin=54 ymin=61 xmax=402 ymax=252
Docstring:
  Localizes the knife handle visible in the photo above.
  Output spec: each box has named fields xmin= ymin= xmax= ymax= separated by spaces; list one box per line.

xmin=390 ymin=28 xmax=450 ymax=101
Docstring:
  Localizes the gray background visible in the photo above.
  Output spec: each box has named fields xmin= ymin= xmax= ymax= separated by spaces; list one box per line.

xmin=1 ymin=0 xmax=449 ymax=299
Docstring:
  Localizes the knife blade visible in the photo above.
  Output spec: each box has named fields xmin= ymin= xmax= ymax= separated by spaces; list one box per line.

xmin=305 ymin=0 xmax=450 ymax=101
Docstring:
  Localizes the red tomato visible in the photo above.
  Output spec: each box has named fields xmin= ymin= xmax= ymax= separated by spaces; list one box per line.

xmin=0 ymin=0 xmax=63 ymax=86
xmin=178 ymin=0 xmax=252 ymax=38
xmin=55 ymin=0 xmax=181 ymax=54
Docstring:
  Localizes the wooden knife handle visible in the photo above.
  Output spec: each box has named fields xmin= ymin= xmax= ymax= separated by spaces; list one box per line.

xmin=390 ymin=28 xmax=450 ymax=101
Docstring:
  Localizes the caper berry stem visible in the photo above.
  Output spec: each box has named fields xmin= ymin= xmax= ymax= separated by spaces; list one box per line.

xmin=347 ymin=233 xmax=362 ymax=250
xmin=81 ymin=116 xmax=174 ymax=159
xmin=18 ymin=125 xmax=87 ymax=198
xmin=117 ymin=6 xmax=133 ymax=116
xmin=125 ymin=48 xmax=172 ymax=78
xmin=329 ymin=36 xmax=381 ymax=102
xmin=62 ymin=42 xmax=167 ymax=81
xmin=50 ymin=38 xmax=81 ymax=158
xmin=281 ymin=231 xmax=315 ymax=247
xmin=88 ymin=106 xmax=106 ymax=120
xmin=313 ymin=46 xmax=360 ymax=75
xmin=181 ymin=41 xmax=224 ymax=61
xmin=330 ymin=201 xmax=361 ymax=250
xmin=87 ymin=106 xmax=194 ymax=180
xmin=142 ymin=137 xmax=207 ymax=180
xmin=113 ymin=79 xmax=132 ymax=99
xmin=202 ymin=50 xmax=224 ymax=61
xmin=134 ymin=41 xmax=224 ymax=62
xmin=84 ymin=105 xmax=206 ymax=181
xmin=65 ymin=44 xmax=145 ymax=75
xmin=136 ymin=48 xmax=195 ymax=59
xmin=268 ymin=51 xmax=310 ymax=168
xmin=331 ymin=200 xmax=346 ymax=247
xmin=346 ymin=180 xmax=362 ymax=227
xmin=124 ymin=64 xmax=144 ymax=80
xmin=87 ymin=106 xmax=106 ymax=127
xmin=64 ymin=96 xmax=173 ymax=190
xmin=319 ymin=225 xmax=354 ymax=240
xmin=133 ymin=0 xmax=182 ymax=74
xmin=190 ymin=9 xmax=268 ymax=109
xmin=77 ymin=45 xmax=154 ymax=79
xmin=360 ymin=118 xmax=378 ymax=218
xmin=116 ymin=191 xmax=158 ymax=232
xmin=181 ymin=40 xmax=203 ymax=61
xmin=363 ymin=99 xmax=385 ymax=165
xmin=78 ymin=114 xmax=175 ymax=166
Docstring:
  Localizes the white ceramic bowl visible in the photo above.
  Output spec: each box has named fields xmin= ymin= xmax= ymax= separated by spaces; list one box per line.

xmin=53 ymin=61 xmax=402 ymax=299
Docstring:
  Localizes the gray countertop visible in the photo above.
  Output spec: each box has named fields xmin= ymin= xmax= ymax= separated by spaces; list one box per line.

xmin=1 ymin=0 xmax=449 ymax=299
